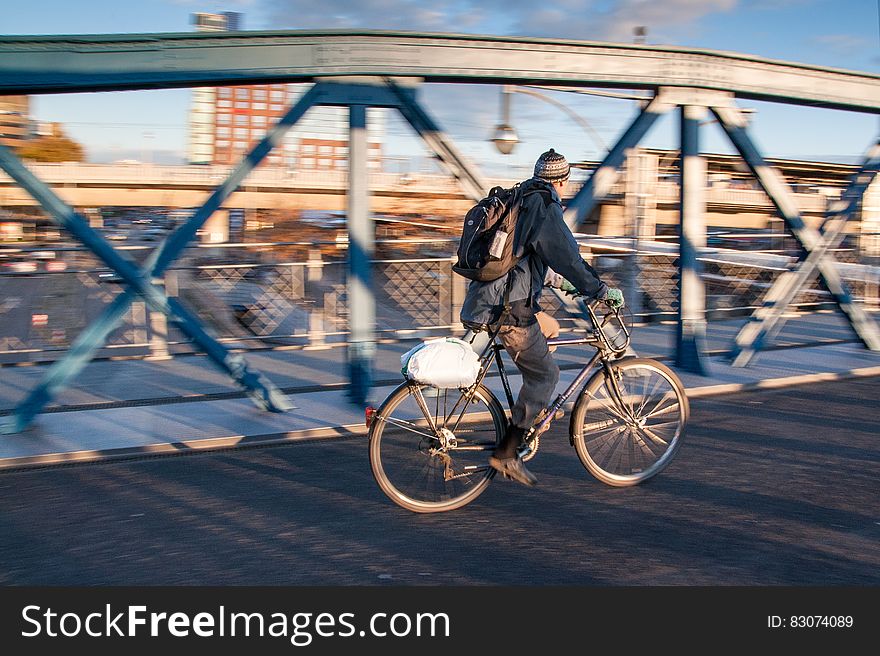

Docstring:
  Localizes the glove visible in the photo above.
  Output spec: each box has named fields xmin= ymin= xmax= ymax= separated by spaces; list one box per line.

xmin=602 ymin=287 xmax=624 ymax=310
xmin=560 ymin=279 xmax=579 ymax=297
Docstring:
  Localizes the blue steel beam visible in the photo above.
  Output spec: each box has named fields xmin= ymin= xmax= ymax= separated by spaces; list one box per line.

xmin=0 ymin=150 xmax=289 ymax=431
xmin=313 ymin=80 xmax=403 ymax=108
xmin=711 ymin=106 xmax=880 ymax=365
xmin=543 ymin=95 xmax=673 ymax=355
xmin=347 ymin=104 xmax=375 ymax=405
xmin=0 ymin=147 xmax=289 ymax=432
xmin=727 ymin=139 xmax=880 ymax=365
xmin=150 ymin=83 xmax=324 ymax=275
xmin=3 ymin=78 xmax=493 ymax=429
xmin=563 ymin=95 xmax=672 ymax=230
xmin=675 ymin=105 xmax=709 ymax=374
xmin=0 ymin=84 xmax=328 ymax=433
xmin=385 ymin=80 xmax=488 ymax=202
xmin=330 ymin=79 xmax=485 ymax=401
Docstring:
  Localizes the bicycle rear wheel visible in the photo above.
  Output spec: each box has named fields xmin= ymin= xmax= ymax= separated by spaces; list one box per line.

xmin=369 ymin=382 xmax=505 ymax=513
xmin=570 ymin=358 xmax=688 ymax=486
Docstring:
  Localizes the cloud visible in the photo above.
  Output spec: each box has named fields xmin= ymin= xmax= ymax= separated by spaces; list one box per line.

xmin=742 ymin=0 xmax=814 ymax=8
xmin=262 ymin=0 xmax=495 ymax=33
xmin=512 ymin=0 xmax=740 ymax=42
xmin=253 ymin=0 xmax=740 ymax=159
xmin=259 ymin=0 xmax=739 ymax=42
xmin=169 ymin=0 xmax=257 ymax=6
xmin=810 ymin=34 xmax=872 ymax=56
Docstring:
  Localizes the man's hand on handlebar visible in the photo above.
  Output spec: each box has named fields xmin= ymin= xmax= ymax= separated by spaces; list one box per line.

xmin=559 ymin=279 xmax=579 ymax=297
xmin=601 ymin=287 xmax=625 ymax=310
xmin=551 ymin=275 xmax=624 ymax=310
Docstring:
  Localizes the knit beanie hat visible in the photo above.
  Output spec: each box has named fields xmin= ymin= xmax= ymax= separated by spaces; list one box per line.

xmin=533 ymin=148 xmax=570 ymax=182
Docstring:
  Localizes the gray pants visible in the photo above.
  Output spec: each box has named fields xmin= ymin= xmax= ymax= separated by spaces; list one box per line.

xmin=498 ymin=322 xmax=560 ymax=429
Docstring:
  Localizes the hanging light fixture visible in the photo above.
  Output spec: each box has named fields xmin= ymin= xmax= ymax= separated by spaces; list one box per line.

xmin=491 ymin=86 xmax=519 ymax=155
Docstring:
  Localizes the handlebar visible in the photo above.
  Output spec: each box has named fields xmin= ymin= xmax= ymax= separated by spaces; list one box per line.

xmin=583 ymin=298 xmax=631 ymax=355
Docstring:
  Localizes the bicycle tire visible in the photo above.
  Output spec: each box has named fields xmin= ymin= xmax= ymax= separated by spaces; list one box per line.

xmin=369 ymin=381 xmax=505 ymax=513
xmin=570 ymin=358 xmax=688 ymax=487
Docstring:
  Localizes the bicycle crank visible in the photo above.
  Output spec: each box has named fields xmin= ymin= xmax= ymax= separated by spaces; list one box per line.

xmin=519 ymin=434 xmax=539 ymax=461
xmin=520 ymin=407 xmax=564 ymax=461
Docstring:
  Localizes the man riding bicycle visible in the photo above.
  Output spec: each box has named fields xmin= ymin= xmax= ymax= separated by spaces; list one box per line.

xmin=460 ymin=148 xmax=624 ymax=486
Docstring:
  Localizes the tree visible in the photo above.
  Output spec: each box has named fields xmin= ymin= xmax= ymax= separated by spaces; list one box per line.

xmin=18 ymin=123 xmax=85 ymax=163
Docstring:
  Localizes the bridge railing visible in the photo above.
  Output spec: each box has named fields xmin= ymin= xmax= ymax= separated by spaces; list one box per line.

xmin=0 ymin=235 xmax=877 ymax=363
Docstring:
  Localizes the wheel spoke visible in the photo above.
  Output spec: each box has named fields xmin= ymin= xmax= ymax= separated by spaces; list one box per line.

xmin=644 ymin=397 xmax=680 ymax=419
xmin=596 ymin=424 xmax=629 ymax=471
xmin=640 ymin=425 xmax=670 ymax=447
xmin=370 ymin=383 xmax=503 ymax=512
xmin=635 ymin=375 xmax=666 ymax=417
xmin=637 ymin=430 xmax=656 ymax=470
xmin=588 ymin=387 xmax=631 ymax=422
xmin=575 ymin=362 xmax=686 ymax=485
xmin=643 ymin=418 xmax=680 ymax=432
xmin=378 ymin=415 xmax=438 ymax=440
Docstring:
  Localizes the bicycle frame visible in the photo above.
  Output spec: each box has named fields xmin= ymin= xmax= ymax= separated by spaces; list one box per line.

xmin=446 ymin=302 xmax=632 ymax=446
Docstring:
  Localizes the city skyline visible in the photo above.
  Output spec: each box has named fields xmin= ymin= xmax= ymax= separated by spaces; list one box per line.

xmin=4 ymin=0 xmax=879 ymax=174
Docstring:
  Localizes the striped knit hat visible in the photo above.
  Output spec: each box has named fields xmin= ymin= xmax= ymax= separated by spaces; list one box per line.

xmin=533 ymin=148 xmax=570 ymax=183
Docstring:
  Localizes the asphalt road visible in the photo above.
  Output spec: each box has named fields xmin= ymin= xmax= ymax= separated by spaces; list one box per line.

xmin=0 ymin=377 xmax=877 ymax=586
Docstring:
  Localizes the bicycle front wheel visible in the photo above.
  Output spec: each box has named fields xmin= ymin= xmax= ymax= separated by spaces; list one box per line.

xmin=570 ymin=358 xmax=688 ymax=487
xmin=369 ymin=382 xmax=505 ymax=513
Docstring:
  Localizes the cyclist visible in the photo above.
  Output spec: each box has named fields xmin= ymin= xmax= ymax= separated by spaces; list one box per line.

xmin=460 ymin=148 xmax=624 ymax=486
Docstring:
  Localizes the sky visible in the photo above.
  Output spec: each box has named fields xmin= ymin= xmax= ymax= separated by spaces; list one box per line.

xmin=4 ymin=0 xmax=880 ymax=176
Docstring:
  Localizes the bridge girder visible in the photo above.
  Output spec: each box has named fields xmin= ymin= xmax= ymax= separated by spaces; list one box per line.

xmin=0 ymin=31 xmax=878 ymax=112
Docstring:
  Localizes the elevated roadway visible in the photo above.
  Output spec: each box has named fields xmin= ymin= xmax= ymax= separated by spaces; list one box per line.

xmin=0 ymin=162 xmax=842 ymax=226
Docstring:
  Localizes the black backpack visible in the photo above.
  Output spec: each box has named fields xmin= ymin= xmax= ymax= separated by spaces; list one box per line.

xmin=452 ymin=184 xmax=545 ymax=282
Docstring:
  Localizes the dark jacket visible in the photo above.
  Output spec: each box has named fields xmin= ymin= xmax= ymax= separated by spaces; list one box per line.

xmin=460 ymin=177 xmax=607 ymax=329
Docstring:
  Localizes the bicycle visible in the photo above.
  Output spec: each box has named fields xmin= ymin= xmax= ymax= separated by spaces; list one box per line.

xmin=367 ymin=299 xmax=689 ymax=513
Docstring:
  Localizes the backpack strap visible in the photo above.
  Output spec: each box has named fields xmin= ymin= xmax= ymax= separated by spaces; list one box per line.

xmin=521 ymin=187 xmax=553 ymax=205
xmin=484 ymin=269 xmax=516 ymax=341
xmin=511 ymin=187 xmax=551 ymax=308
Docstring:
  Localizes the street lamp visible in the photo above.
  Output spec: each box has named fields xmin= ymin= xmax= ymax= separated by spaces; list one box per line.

xmin=491 ymin=85 xmax=608 ymax=158
xmin=491 ymin=124 xmax=519 ymax=155
xmin=490 ymin=86 xmax=519 ymax=155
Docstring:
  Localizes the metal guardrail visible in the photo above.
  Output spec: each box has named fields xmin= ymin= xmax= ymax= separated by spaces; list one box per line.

xmin=1 ymin=236 xmax=877 ymax=363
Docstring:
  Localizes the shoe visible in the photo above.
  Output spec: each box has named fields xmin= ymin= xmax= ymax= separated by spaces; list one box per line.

xmin=488 ymin=455 xmax=538 ymax=487
xmin=494 ymin=424 xmax=527 ymax=460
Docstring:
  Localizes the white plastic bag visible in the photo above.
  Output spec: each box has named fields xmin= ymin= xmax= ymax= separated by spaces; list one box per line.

xmin=400 ymin=337 xmax=480 ymax=389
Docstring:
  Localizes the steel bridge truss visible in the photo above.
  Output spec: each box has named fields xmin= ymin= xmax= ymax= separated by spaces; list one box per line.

xmin=1 ymin=31 xmax=879 ymax=431
xmin=562 ymin=89 xmax=880 ymax=373
xmin=1 ymin=76 xmax=501 ymax=432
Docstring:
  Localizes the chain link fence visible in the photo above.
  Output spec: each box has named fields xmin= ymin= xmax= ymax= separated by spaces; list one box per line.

xmin=1 ymin=235 xmax=878 ymax=362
